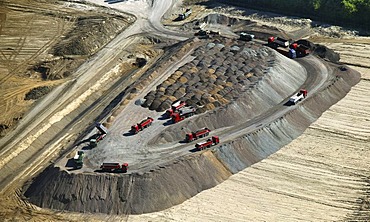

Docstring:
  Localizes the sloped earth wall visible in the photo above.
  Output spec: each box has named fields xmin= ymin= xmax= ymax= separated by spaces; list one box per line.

xmin=23 ymin=61 xmax=361 ymax=215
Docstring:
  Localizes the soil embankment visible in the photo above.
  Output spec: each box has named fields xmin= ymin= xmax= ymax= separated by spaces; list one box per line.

xmin=23 ymin=55 xmax=360 ymax=214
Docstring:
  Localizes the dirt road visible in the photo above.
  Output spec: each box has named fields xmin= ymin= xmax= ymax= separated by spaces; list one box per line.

xmin=73 ymin=44 xmax=331 ymax=174
xmin=0 ymin=0 xmax=187 ymax=195
xmin=129 ymin=72 xmax=370 ymax=221
xmin=127 ymin=26 xmax=370 ymax=222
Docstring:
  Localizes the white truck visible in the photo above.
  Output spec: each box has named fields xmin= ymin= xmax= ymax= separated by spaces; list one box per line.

xmin=289 ymin=89 xmax=308 ymax=105
xmin=240 ymin=32 xmax=255 ymax=41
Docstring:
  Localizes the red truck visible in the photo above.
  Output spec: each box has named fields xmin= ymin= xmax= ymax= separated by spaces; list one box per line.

xmin=171 ymin=107 xmax=196 ymax=123
xmin=185 ymin=128 xmax=211 ymax=142
xmin=166 ymin=101 xmax=186 ymax=117
xmin=100 ymin=163 xmax=128 ymax=173
xmin=290 ymin=43 xmax=310 ymax=56
xmin=195 ymin=136 xmax=220 ymax=151
xmin=131 ymin=117 xmax=154 ymax=134
xmin=289 ymin=89 xmax=308 ymax=105
xmin=268 ymin=36 xmax=289 ymax=48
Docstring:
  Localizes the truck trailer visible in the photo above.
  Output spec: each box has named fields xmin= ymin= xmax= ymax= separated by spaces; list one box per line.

xmin=178 ymin=8 xmax=192 ymax=20
xmin=131 ymin=117 xmax=154 ymax=134
xmin=185 ymin=128 xmax=211 ymax=142
xmin=290 ymin=43 xmax=310 ymax=57
xmin=289 ymin=89 xmax=308 ymax=105
xmin=166 ymin=100 xmax=186 ymax=117
xmin=268 ymin=36 xmax=290 ymax=48
xmin=100 ymin=163 xmax=128 ymax=173
xmin=195 ymin=136 xmax=220 ymax=151
xmin=171 ymin=107 xmax=196 ymax=123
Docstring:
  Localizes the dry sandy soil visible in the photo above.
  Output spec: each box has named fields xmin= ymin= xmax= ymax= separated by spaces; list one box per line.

xmin=0 ymin=0 xmax=133 ymax=137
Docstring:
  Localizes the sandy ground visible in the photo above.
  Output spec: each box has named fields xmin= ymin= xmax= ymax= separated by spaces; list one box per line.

xmin=0 ymin=0 xmax=186 ymax=195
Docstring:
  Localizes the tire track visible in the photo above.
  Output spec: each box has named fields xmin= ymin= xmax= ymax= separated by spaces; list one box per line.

xmin=0 ymin=12 xmax=74 ymax=85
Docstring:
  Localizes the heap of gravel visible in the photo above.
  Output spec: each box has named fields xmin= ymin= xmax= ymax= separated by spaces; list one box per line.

xmin=142 ymin=37 xmax=275 ymax=113
xmin=24 ymin=86 xmax=52 ymax=100
xmin=296 ymin=39 xmax=340 ymax=63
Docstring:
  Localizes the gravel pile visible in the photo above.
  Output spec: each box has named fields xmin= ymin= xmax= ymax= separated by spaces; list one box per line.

xmin=24 ymin=86 xmax=52 ymax=100
xmin=143 ymin=37 xmax=275 ymax=113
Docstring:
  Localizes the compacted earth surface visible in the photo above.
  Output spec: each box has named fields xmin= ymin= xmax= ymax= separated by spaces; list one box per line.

xmin=0 ymin=0 xmax=368 ymax=221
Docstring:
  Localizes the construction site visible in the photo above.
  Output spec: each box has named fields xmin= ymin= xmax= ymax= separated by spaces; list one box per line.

xmin=0 ymin=0 xmax=369 ymax=221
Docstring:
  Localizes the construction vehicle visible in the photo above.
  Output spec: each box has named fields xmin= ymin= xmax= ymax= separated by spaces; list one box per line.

xmin=185 ymin=128 xmax=211 ymax=142
xmin=90 ymin=133 xmax=106 ymax=148
xmin=178 ymin=8 xmax=192 ymax=20
xmin=267 ymin=37 xmax=297 ymax=59
xmin=268 ymin=36 xmax=289 ymax=48
xmin=290 ymin=43 xmax=310 ymax=57
xmin=73 ymin=151 xmax=84 ymax=169
xmin=89 ymin=122 xmax=107 ymax=148
xmin=195 ymin=136 xmax=220 ymax=151
xmin=289 ymin=89 xmax=308 ymax=105
xmin=100 ymin=163 xmax=128 ymax=173
xmin=166 ymin=101 xmax=186 ymax=117
xmin=240 ymin=32 xmax=254 ymax=41
xmin=95 ymin=122 xmax=108 ymax=134
xmin=171 ymin=107 xmax=196 ymax=123
xmin=130 ymin=117 xmax=154 ymax=134
xmin=195 ymin=30 xmax=210 ymax=38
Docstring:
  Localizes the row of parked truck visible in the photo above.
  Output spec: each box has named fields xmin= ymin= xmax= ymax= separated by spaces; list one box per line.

xmin=74 ymin=34 xmax=311 ymax=172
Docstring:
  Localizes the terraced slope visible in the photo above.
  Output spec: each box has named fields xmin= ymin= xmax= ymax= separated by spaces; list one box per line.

xmin=127 ymin=38 xmax=370 ymax=221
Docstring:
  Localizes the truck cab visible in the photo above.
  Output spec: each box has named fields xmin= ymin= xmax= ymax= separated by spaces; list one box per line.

xmin=73 ymin=151 xmax=84 ymax=169
xmin=289 ymin=89 xmax=307 ymax=104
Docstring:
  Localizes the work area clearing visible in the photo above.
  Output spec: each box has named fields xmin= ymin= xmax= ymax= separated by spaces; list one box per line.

xmin=24 ymin=33 xmax=361 ymax=214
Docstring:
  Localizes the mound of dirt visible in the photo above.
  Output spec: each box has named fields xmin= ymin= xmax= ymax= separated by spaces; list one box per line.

xmin=23 ymin=62 xmax=360 ymax=214
xmin=143 ymin=37 xmax=275 ymax=112
xmin=32 ymin=58 xmax=83 ymax=80
xmin=53 ymin=16 xmax=129 ymax=56
xmin=313 ymin=45 xmax=340 ymax=63
xmin=296 ymin=39 xmax=340 ymax=63
xmin=24 ymin=86 xmax=53 ymax=100
xmin=148 ymin=52 xmax=306 ymax=145
xmin=199 ymin=13 xmax=256 ymax=27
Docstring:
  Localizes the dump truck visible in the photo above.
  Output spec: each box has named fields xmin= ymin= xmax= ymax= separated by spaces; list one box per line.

xmin=90 ymin=133 xmax=106 ymax=148
xmin=171 ymin=107 xmax=196 ymax=123
xmin=268 ymin=36 xmax=290 ymax=48
xmin=178 ymin=8 xmax=192 ymax=20
xmin=289 ymin=89 xmax=308 ymax=105
xmin=100 ymin=163 xmax=128 ymax=173
xmin=185 ymin=128 xmax=211 ymax=142
xmin=195 ymin=136 xmax=220 ymax=151
xmin=89 ymin=123 xmax=107 ymax=148
xmin=290 ymin=43 xmax=310 ymax=57
xmin=166 ymin=101 xmax=186 ymax=117
xmin=240 ymin=32 xmax=255 ymax=41
xmin=96 ymin=122 xmax=108 ymax=134
xmin=73 ymin=151 xmax=84 ymax=169
xmin=131 ymin=117 xmax=154 ymax=134
xmin=194 ymin=29 xmax=210 ymax=39
xmin=268 ymin=37 xmax=297 ymax=58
